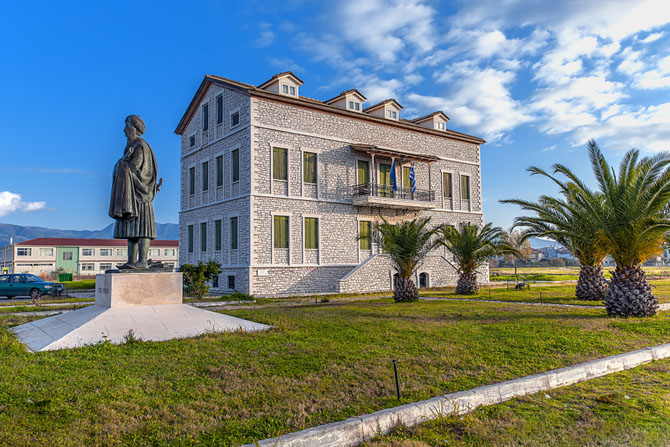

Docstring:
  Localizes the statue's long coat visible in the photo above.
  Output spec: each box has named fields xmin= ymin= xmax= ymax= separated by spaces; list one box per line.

xmin=109 ymin=137 xmax=158 ymax=239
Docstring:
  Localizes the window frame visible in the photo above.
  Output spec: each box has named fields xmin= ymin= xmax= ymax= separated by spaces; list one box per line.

xmin=230 ymin=107 xmax=240 ymax=128
xmin=188 ymin=225 xmax=194 ymax=253
xmin=357 ymin=159 xmax=370 ymax=185
xmin=17 ymin=248 xmax=31 ymax=256
xmin=216 ymin=94 xmax=223 ymax=125
xmin=303 ymin=216 xmax=319 ymax=250
xmin=273 ymin=214 xmax=290 ymax=250
xmin=200 ymin=221 xmax=208 ymax=253
xmin=188 ymin=135 xmax=196 ymax=148
xmin=202 ymin=103 xmax=209 ymax=132
xmin=442 ymin=170 xmax=454 ymax=210
xmin=216 ymin=155 xmax=224 ymax=188
xmin=81 ymin=248 xmax=94 ymax=256
xmin=273 ymin=147 xmax=289 ymax=181
xmin=230 ymin=216 xmax=239 ymax=251
xmin=232 ymin=148 xmax=240 ymax=183
xmin=460 ymin=174 xmax=471 ymax=201
xmin=215 ymin=219 xmax=222 ymax=252
xmin=202 ymin=161 xmax=209 ymax=192
xmin=359 ymin=220 xmax=372 ymax=251
xmin=302 ymin=151 xmax=317 ymax=184
xmin=188 ymin=165 xmax=196 ymax=196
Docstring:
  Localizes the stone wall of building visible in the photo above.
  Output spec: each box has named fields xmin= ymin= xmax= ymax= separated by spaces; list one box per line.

xmin=251 ymin=265 xmax=355 ymax=296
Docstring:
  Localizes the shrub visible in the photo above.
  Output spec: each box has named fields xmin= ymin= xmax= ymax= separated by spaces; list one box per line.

xmin=179 ymin=261 xmax=222 ymax=299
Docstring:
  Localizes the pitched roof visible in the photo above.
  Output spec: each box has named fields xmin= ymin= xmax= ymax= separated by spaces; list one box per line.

xmin=16 ymin=238 xmax=179 ymax=247
xmin=410 ymin=111 xmax=450 ymax=123
xmin=257 ymin=71 xmax=304 ymax=89
xmin=363 ymin=98 xmax=403 ymax=112
xmin=174 ymin=75 xmax=485 ymax=145
xmin=325 ymin=89 xmax=367 ymax=104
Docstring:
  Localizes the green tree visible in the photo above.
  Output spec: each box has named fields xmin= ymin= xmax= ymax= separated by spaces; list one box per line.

xmin=501 ymin=165 xmax=610 ymax=300
xmin=439 ymin=223 xmax=520 ymax=294
xmin=556 ymin=141 xmax=670 ymax=316
xmin=372 ymin=217 xmax=440 ymax=302
xmin=179 ymin=261 xmax=222 ymax=299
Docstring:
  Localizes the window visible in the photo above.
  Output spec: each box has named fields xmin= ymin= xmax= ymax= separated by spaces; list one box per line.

xmin=17 ymin=248 xmax=31 ymax=256
xmin=273 ymin=216 xmax=289 ymax=249
xmin=82 ymin=248 xmax=94 ymax=256
xmin=230 ymin=217 xmax=238 ymax=250
xmin=100 ymin=263 xmax=112 ymax=271
xmin=216 ymin=155 xmax=223 ymax=187
xmin=202 ymin=104 xmax=209 ymax=131
xmin=81 ymin=263 xmax=95 ymax=271
xmin=304 ymin=217 xmax=319 ymax=249
xmin=0 ymin=276 xmax=7 ymax=283
xmin=232 ymin=149 xmax=240 ymax=183
xmin=216 ymin=95 xmax=223 ymax=125
xmin=273 ymin=147 xmax=288 ymax=180
xmin=443 ymin=173 xmax=453 ymax=198
xmin=189 ymin=135 xmax=196 ymax=147
xmin=202 ymin=161 xmax=209 ymax=192
xmin=200 ymin=222 xmax=207 ymax=252
xmin=402 ymin=166 xmax=411 ymax=189
xmin=460 ymin=175 xmax=471 ymax=201
xmin=164 ymin=249 xmax=176 ymax=257
xmin=215 ymin=220 xmax=222 ymax=251
xmin=303 ymin=152 xmax=317 ymax=184
xmin=212 ymin=274 xmax=219 ymax=288
xmin=359 ymin=221 xmax=371 ymax=250
xmin=116 ymin=249 xmax=127 ymax=257
xmin=357 ymin=160 xmax=370 ymax=185
xmin=228 ymin=275 xmax=236 ymax=290
xmin=39 ymin=248 xmax=53 ymax=256
xmin=188 ymin=225 xmax=194 ymax=253
xmin=100 ymin=248 xmax=112 ymax=256
xmin=62 ymin=251 xmax=73 ymax=261
xmin=189 ymin=167 xmax=196 ymax=195
xmin=231 ymin=111 xmax=240 ymax=127
xmin=419 ymin=272 xmax=428 ymax=288
xmin=282 ymin=84 xmax=296 ymax=96
xmin=387 ymin=110 xmax=397 ymax=119
xmin=348 ymin=101 xmax=360 ymax=111
xmin=149 ymin=249 xmax=160 ymax=257
xmin=437 ymin=122 xmax=445 ymax=130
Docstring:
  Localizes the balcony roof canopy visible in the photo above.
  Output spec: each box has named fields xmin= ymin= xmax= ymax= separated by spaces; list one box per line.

xmin=350 ymin=144 xmax=439 ymax=164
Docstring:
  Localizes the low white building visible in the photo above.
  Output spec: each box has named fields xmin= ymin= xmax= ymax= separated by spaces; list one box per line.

xmin=0 ymin=238 xmax=179 ymax=277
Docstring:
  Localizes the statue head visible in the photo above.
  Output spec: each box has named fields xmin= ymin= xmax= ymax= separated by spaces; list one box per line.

xmin=124 ymin=115 xmax=146 ymax=138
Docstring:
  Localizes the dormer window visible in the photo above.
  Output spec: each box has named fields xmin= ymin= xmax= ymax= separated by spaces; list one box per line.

xmin=348 ymin=101 xmax=360 ymax=111
xmin=437 ymin=122 xmax=445 ymax=130
xmin=282 ymin=84 xmax=297 ymax=96
xmin=387 ymin=110 xmax=397 ymax=119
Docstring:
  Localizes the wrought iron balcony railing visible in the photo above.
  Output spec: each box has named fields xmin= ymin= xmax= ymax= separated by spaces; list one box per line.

xmin=351 ymin=183 xmax=435 ymax=203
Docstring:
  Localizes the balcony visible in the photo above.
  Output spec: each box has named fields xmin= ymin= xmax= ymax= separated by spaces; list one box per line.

xmin=351 ymin=183 xmax=436 ymax=210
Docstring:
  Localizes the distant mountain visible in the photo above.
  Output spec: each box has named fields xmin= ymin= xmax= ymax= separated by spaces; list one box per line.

xmin=529 ymin=237 xmax=561 ymax=249
xmin=0 ymin=223 xmax=179 ymax=246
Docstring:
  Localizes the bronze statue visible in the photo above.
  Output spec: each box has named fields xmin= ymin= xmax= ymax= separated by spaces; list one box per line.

xmin=109 ymin=115 xmax=162 ymax=270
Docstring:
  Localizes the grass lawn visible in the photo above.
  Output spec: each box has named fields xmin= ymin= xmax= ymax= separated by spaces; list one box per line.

xmin=366 ymin=358 xmax=670 ymax=447
xmin=60 ymin=279 xmax=96 ymax=290
xmin=1 ymin=299 xmax=670 ymax=446
xmin=423 ymin=280 xmax=670 ymax=305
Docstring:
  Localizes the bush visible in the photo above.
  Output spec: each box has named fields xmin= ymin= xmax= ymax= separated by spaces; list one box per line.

xmin=228 ymin=291 xmax=254 ymax=301
xmin=179 ymin=261 xmax=222 ymax=299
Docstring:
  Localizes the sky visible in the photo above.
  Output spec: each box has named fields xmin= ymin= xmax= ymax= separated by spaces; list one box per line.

xmin=1 ymin=0 xmax=669 ymax=230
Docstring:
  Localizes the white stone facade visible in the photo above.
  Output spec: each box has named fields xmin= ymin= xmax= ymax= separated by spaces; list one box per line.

xmin=177 ymin=74 xmax=487 ymax=296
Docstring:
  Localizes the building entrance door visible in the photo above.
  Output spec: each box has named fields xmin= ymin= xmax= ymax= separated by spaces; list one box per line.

xmin=379 ymin=163 xmax=392 ymax=197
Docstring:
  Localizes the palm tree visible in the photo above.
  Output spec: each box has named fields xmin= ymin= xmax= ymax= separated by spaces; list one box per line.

xmin=501 ymin=167 xmax=609 ymax=300
xmin=439 ymin=223 xmax=520 ymax=294
xmin=557 ymin=141 xmax=670 ymax=316
xmin=372 ymin=217 xmax=440 ymax=302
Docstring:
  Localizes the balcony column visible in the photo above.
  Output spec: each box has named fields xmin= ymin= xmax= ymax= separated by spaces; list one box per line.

xmin=428 ymin=162 xmax=432 ymax=201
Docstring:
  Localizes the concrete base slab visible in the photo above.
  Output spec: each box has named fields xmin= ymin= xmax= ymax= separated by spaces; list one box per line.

xmin=11 ymin=304 xmax=270 ymax=352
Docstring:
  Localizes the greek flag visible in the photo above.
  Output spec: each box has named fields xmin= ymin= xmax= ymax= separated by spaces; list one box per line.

xmin=409 ymin=162 xmax=416 ymax=193
xmin=390 ymin=158 xmax=398 ymax=191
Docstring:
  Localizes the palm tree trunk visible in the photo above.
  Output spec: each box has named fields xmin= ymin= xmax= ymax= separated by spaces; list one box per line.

xmin=394 ymin=277 xmax=419 ymax=302
xmin=456 ymin=272 xmax=479 ymax=294
xmin=605 ymin=265 xmax=658 ymax=317
xmin=575 ymin=264 xmax=609 ymax=301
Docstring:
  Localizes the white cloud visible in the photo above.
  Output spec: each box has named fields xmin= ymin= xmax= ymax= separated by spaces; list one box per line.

xmin=268 ymin=57 xmax=303 ymax=73
xmin=640 ymin=31 xmax=665 ymax=43
xmin=336 ymin=0 xmax=436 ymax=63
xmin=636 ymin=56 xmax=670 ymax=89
xmin=0 ymin=191 xmax=46 ymax=217
xmin=617 ymin=48 xmax=644 ymax=75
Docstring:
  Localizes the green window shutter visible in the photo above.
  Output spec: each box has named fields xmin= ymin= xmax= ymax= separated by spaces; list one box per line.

xmin=274 ymin=216 xmax=289 ymax=249
xmin=200 ymin=222 xmax=207 ymax=252
xmin=215 ymin=220 xmax=222 ymax=251
xmin=304 ymin=218 xmax=318 ymax=249
xmin=443 ymin=173 xmax=452 ymax=198
xmin=230 ymin=217 xmax=238 ymax=250
xmin=202 ymin=162 xmax=209 ymax=191
xmin=189 ymin=167 xmax=195 ymax=195
xmin=303 ymin=152 xmax=317 ymax=184
xmin=357 ymin=160 xmax=369 ymax=184
xmin=232 ymin=149 xmax=240 ymax=183
xmin=273 ymin=147 xmax=288 ymax=180
xmin=216 ymin=156 xmax=223 ymax=187
xmin=359 ymin=221 xmax=371 ymax=250
xmin=188 ymin=225 xmax=194 ymax=253
xmin=460 ymin=175 xmax=470 ymax=200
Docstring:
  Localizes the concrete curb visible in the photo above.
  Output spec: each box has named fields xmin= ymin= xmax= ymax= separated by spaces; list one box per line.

xmin=244 ymin=342 xmax=670 ymax=447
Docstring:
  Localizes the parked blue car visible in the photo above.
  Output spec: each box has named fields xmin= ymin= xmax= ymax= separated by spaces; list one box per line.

xmin=0 ymin=274 xmax=64 ymax=299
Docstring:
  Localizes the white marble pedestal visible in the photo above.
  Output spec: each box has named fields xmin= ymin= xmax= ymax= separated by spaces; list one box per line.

xmin=11 ymin=272 xmax=269 ymax=352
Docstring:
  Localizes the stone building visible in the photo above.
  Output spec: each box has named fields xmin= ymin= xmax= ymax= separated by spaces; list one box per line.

xmin=0 ymin=238 xmax=179 ymax=277
xmin=175 ymin=72 xmax=486 ymax=296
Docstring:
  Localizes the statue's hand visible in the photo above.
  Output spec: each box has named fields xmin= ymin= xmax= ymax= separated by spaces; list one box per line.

xmin=156 ymin=178 xmax=163 ymax=192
